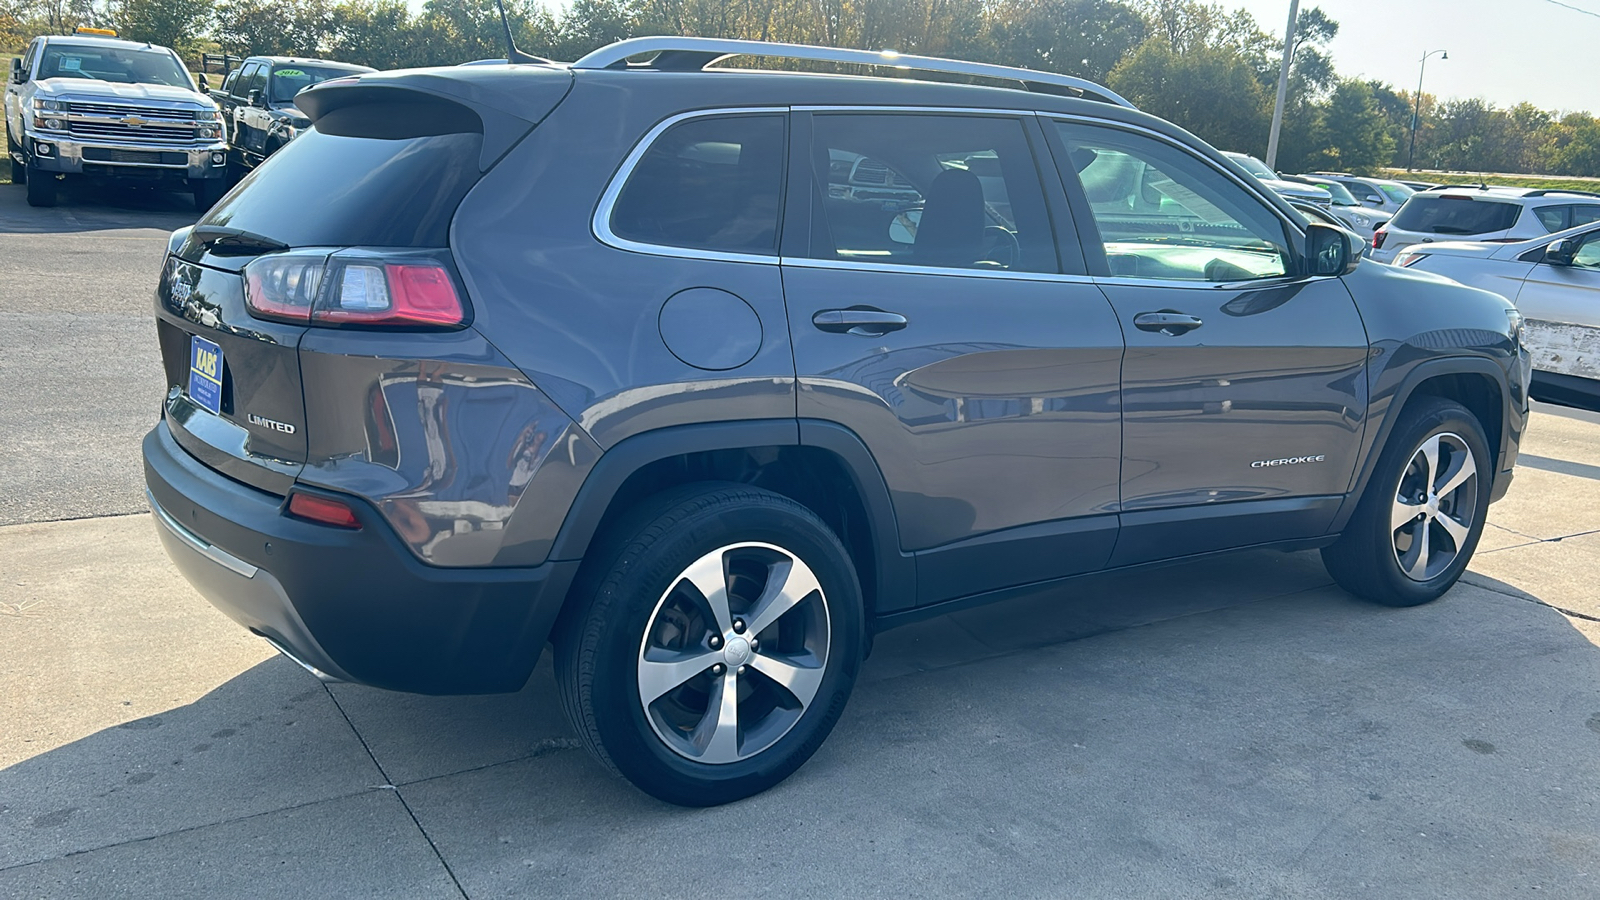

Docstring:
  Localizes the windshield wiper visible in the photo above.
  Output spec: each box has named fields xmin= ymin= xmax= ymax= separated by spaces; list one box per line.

xmin=191 ymin=225 xmax=290 ymax=256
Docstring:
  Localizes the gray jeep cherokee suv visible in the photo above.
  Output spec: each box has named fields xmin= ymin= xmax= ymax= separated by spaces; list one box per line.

xmin=143 ymin=37 xmax=1531 ymax=806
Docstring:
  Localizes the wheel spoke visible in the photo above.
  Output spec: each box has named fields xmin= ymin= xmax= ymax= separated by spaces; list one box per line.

xmin=1392 ymin=496 xmax=1425 ymax=532
xmin=678 ymin=550 xmax=733 ymax=634
xmin=1435 ymin=450 xmax=1477 ymax=498
xmin=1437 ymin=510 xmax=1470 ymax=549
xmin=1418 ymin=434 xmax=1441 ymax=491
xmin=637 ymin=650 xmax=720 ymax=703
xmin=692 ymin=669 xmax=741 ymax=763
xmin=1404 ymin=519 xmax=1432 ymax=580
xmin=745 ymin=558 xmax=822 ymax=637
xmin=749 ymin=651 xmax=826 ymax=708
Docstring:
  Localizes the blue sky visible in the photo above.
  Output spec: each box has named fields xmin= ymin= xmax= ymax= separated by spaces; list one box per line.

xmin=1219 ymin=0 xmax=1599 ymax=113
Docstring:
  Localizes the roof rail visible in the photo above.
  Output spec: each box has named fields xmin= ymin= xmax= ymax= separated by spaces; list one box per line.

xmin=1523 ymin=188 xmax=1600 ymax=199
xmin=570 ymin=36 xmax=1134 ymax=108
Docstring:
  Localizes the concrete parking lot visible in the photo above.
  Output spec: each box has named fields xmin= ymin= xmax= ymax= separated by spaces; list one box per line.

xmin=2 ymin=187 xmax=1599 ymax=898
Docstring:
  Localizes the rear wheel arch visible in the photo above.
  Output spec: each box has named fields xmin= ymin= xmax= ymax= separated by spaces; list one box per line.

xmin=547 ymin=420 xmax=913 ymax=629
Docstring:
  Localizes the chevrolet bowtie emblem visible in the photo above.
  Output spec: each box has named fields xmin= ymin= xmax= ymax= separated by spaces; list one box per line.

xmin=121 ymin=115 xmax=146 ymax=127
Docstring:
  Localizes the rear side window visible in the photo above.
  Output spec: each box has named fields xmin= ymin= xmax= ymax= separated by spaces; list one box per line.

xmin=1390 ymin=197 xmax=1519 ymax=235
xmin=1535 ymin=206 xmax=1569 ymax=232
xmin=199 ymin=117 xmax=483 ymax=248
xmin=609 ymin=114 xmax=786 ymax=255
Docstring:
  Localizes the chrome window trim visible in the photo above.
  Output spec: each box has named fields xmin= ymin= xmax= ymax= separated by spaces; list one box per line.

xmin=796 ymin=104 xmax=1044 ymax=116
xmin=592 ymin=106 xmax=788 ymax=266
xmin=780 ymin=255 xmax=1095 ymax=284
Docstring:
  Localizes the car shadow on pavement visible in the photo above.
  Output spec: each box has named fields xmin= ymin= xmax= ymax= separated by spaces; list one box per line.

xmin=0 ymin=180 xmax=197 ymax=234
xmin=3 ymin=558 xmax=1599 ymax=897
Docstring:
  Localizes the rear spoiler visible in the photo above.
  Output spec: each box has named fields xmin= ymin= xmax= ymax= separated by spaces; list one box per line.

xmin=297 ymin=67 xmax=573 ymax=171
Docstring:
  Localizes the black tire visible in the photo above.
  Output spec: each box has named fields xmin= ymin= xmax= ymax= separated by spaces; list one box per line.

xmin=555 ymin=483 xmax=864 ymax=806
xmin=1322 ymin=397 xmax=1491 ymax=606
xmin=191 ymin=178 xmax=227 ymax=213
xmin=6 ymin=133 xmax=24 ymax=185
xmin=26 ymin=166 xmax=55 ymax=207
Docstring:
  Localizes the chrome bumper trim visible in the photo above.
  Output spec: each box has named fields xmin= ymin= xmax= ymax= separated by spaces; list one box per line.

xmin=146 ymin=487 xmax=259 ymax=578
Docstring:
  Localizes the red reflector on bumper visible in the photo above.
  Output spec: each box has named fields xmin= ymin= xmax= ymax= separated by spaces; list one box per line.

xmin=287 ymin=492 xmax=362 ymax=529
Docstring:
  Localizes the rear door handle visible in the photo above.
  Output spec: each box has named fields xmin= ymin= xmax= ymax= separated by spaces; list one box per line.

xmin=812 ymin=307 xmax=909 ymax=337
xmin=1133 ymin=311 xmax=1203 ymax=336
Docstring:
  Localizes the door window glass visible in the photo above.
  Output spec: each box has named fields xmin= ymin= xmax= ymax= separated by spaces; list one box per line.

xmin=1575 ymin=233 xmax=1600 ymax=268
xmin=805 ymin=113 xmax=1059 ymax=273
xmin=1572 ymin=205 xmax=1600 ymax=228
xmin=1535 ymin=206 xmax=1570 ymax=232
xmin=609 ymin=114 xmax=786 ymax=255
xmin=1055 ymin=122 xmax=1290 ymax=281
xmin=241 ymin=63 xmax=267 ymax=99
xmin=221 ymin=68 xmax=238 ymax=94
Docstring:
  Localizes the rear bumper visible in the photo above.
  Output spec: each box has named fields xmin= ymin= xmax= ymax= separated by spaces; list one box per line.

xmin=143 ymin=422 xmax=580 ymax=694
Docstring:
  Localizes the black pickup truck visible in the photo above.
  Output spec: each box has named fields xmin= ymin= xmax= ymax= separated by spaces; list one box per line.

xmin=209 ymin=56 xmax=373 ymax=175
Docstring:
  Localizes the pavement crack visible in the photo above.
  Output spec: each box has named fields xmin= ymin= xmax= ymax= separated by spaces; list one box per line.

xmin=321 ymin=684 xmax=472 ymax=900
xmin=1463 ymin=575 xmax=1600 ymax=623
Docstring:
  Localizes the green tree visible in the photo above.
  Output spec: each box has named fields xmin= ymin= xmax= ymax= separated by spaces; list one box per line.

xmin=1313 ymin=78 xmax=1395 ymax=174
xmin=986 ymin=0 xmax=1144 ymax=82
xmin=113 ymin=0 xmax=213 ymax=54
xmin=1108 ymin=36 xmax=1271 ymax=153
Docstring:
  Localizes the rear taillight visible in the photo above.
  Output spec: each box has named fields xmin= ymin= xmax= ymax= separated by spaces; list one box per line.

xmin=243 ymin=251 xmax=466 ymax=329
xmin=287 ymin=492 xmax=362 ymax=529
xmin=1372 ymin=229 xmax=1387 ymax=250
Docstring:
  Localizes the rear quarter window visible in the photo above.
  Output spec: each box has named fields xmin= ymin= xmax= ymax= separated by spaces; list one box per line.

xmin=1390 ymin=197 xmax=1520 ymax=236
xmin=607 ymin=114 xmax=787 ymax=255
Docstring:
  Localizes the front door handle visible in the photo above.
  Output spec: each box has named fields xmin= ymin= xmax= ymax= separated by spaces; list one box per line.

xmin=812 ymin=307 xmax=909 ymax=337
xmin=1133 ymin=310 xmax=1204 ymax=336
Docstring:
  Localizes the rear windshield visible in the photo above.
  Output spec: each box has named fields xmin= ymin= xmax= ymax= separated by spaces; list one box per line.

xmin=199 ymin=128 xmax=482 ymax=248
xmin=1390 ymin=196 xmax=1520 ymax=235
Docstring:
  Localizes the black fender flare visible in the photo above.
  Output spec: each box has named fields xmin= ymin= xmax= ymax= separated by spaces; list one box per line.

xmin=545 ymin=419 xmax=916 ymax=616
xmin=1330 ymin=355 xmax=1515 ymax=533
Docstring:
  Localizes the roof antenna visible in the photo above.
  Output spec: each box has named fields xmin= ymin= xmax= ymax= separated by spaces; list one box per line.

xmin=494 ymin=0 xmax=551 ymax=65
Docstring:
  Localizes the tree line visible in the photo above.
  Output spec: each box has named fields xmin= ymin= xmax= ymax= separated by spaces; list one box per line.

xmin=7 ymin=0 xmax=1600 ymax=178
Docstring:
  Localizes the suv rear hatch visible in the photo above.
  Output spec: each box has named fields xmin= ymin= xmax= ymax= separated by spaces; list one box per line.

xmin=155 ymin=67 xmax=572 ymax=494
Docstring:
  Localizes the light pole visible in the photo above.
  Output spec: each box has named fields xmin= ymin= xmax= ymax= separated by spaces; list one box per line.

xmin=1265 ymin=0 xmax=1300 ymax=170
xmin=1407 ymin=49 xmax=1447 ymax=171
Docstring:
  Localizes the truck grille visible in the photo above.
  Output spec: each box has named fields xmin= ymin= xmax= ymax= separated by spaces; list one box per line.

xmin=67 ymin=120 xmax=198 ymax=144
xmin=64 ymin=101 xmax=199 ymax=121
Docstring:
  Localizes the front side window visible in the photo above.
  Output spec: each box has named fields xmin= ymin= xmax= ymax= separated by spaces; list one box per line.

xmin=609 ymin=114 xmax=786 ymax=255
xmin=1575 ymin=232 xmax=1600 ymax=268
xmin=1057 ymin=123 xmax=1291 ymax=282
xmin=805 ymin=113 xmax=1059 ymax=273
xmin=37 ymin=43 xmax=189 ymax=87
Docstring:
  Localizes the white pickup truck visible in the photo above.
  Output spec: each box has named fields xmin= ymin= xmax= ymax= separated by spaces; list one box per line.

xmin=5 ymin=29 xmax=229 ymax=210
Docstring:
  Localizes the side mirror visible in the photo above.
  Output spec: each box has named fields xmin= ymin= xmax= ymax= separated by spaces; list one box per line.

xmin=888 ymin=209 xmax=921 ymax=245
xmin=247 ymin=88 xmax=262 ymax=107
xmin=1305 ymin=223 xmax=1361 ymax=277
xmin=1544 ymin=238 xmax=1577 ymax=266
xmin=10 ymin=57 xmax=22 ymax=84
xmin=197 ymin=73 xmax=209 ymax=90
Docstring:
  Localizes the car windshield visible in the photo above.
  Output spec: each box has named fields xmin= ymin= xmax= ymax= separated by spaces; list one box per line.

xmin=1379 ymin=183 xmax=1415 ymax=204
xmin=1229 ymin=154 xmax=1278 ymax=180
xmin=37 ymin=44 xmax=190 ymax=87
xmin=270 ymin=65 xmax=361 ymax=103
xmin=1313 ymin=181 xmax=1359 ymax=206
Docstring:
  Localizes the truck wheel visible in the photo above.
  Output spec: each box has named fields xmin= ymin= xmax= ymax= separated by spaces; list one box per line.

xmin=1322 ymin=397 xmax=1491 ymax=607
xmin=555 ymin=484 xmax=864 ymax=806
xmin=26 ymin=167 xmax=56 ymax=207
xmin=191 ymin=178 xmax=227 ymax=213
xmin=6 ymin=135 xmax=24 ymax=185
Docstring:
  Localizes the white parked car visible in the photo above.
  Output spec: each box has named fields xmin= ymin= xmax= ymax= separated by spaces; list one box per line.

xmin=1395 ymin=224 xmax=1600 ymax=404
xmin=1310 ymin=173 xmax=1415 ymax=215
xmin=1223 ymin=151 xmax=1332 ymax=207
xmin=1290 ymin=176 xmax=1388 ymax=240
xmin=1372 ymin=186 xmax=1600 ymax=264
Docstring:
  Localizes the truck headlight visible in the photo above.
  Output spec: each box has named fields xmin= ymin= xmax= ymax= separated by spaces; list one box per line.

xmin=197 ymin=124 xmax=221 ymax=139
xmin=31 ymin=98 xmax=63 ymax=112
xmin=196 ymin=108 xmax=219 ymax=121
xmin=41 ymin=117 xmax=65 ymax=131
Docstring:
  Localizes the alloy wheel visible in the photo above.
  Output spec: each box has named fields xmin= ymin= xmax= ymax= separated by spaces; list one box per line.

xmin=1391 ymin=431 xmax=1479 ymax=582
xmin=636 ymin=542 xmax=831 ymax=764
